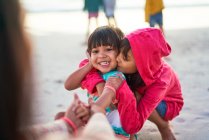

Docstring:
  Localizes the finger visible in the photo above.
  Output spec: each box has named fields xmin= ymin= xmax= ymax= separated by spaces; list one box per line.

xmin=74 ymin=93 xmax=81 ymax=105
xmin=74 ymin=93 xmax=79 ymax=100
xmin=82 ymin=115 xmax=90 ymax=122
xmin=76 ymin=106 xmax=89 ymax=117
xmin=75 ymin=104 xmax=87 ymax=114
xmin=88 ymin=97 xmax=94 ymax=105
xmin=72 ymin=93 xmax=81 ymax=112
xmin=76 ymin=110 xmax=89 ymax=118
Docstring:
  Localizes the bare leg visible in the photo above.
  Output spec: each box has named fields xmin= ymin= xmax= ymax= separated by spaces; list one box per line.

xmin=148 ymin=110 xmax=176 ymax=140
xmin=84 ymin=18 xmax=91 ymax=44
xmin=95 ymin=17 xmax=99 ymax=28
xmin=107 ymin=17 xmax=117 ymax=27
xmin=107 ymin=17 xmax=111 ymax=26
xmin=129 ymin=134 xmax=136 ymax=140
xmin=112 ymin=17 xmax=117 ymax=27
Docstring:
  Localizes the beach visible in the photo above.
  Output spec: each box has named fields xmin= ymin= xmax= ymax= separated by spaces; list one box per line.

xmin=25 ymin=2 xmax=209 ymax=140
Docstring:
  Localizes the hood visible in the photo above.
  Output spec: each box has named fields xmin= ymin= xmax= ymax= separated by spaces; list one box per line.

xmin=125 ymin=28 xmax=171 ymax=86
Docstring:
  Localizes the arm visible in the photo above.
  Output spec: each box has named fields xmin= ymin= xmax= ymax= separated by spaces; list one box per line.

xmin=65 ymin=61 xmax=93 ymax=90
xmin=116 ymin=80 xmax=169 ymax=134
xmin=23 ymin=94 xmax=85 ymax=140
xmin=95 ymin=82 xmax=105 ymax=96
xmin=79 ymin=59 xmax=105 ymax=94
xmin=23 ymin=120 xmax=73 ymax=140
xmin=94 ymin=76 xmax=123 ymax=110
xmin=94 ymin=86 xmax=116 ymax=109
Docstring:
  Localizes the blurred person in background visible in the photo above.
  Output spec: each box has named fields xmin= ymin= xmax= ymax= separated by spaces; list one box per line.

xmin=145 ymin=0 xmax=165 ymax=34
xmin=103 ymin=0 xmax=117 ymax=27
xmin=83 ymin=0 xmax=102 ymax=44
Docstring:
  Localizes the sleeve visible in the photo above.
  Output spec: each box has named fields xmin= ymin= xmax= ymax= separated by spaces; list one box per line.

xmin=116 ymin=80 xmax=168 ymax=134
xmin=79 ymin=59 xmax=104 ymax=93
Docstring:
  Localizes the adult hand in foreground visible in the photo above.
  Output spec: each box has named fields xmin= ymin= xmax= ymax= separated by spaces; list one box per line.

xmin=64 ymin=94 xmax=86 ymax=128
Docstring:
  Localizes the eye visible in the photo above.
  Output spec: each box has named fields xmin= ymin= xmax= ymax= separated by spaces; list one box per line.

xmin=106 ymin=46 xmax=114 ymax=51
xmin=107 ymin=48 xmax=113 ymax=51
xmin=91 ymin=49 xmax=99 ymax=54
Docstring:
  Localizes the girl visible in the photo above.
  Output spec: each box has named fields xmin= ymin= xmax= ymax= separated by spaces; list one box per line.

xmin=80 ymin=28 xmax=184 ymax=140
xmin=64 ymin=26 xmax=134 ymax=139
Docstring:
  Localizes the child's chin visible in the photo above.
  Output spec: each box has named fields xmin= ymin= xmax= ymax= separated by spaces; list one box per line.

xmin=100 ymin=69 xmax=110 ymax=74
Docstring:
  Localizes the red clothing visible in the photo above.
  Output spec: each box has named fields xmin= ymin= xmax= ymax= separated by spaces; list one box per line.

xmin=79 ymin=59 xmax=104 ymax=94
xmin=80 ymin=28 xmax=184 ymax=134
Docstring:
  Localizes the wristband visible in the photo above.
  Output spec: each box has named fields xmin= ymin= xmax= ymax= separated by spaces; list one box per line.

xmin=104 ymin=85 xmax=116 ymax=93
xmin=104 ymin=85 xmax=118 ymax=104
xmin=61 ymin=117 xmax=78 ymax=136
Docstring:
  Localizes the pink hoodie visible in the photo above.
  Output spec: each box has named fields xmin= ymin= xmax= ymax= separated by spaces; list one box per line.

xmin=80 ymin=28 xmax=184 ymax=134
xmin=115 ymin=28 xmax=184 ymax=134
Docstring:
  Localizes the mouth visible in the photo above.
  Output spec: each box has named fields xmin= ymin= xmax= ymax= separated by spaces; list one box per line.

xmin=98 ymin=61 xmax=110 ymax=66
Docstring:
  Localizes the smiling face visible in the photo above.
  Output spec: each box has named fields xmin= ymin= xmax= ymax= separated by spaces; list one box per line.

xmin=90 ymin=45 xmax=118 ymax=74
xmin=87 ymin=26 xmax=123 ymax=74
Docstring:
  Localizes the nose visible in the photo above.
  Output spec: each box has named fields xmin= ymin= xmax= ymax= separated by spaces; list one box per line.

xmin=98 ymin=52 xmax=107 ymax=58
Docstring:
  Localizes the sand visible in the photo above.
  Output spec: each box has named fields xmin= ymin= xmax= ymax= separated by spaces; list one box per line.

xmin=26 ymin=5 xmax=209 ymax=140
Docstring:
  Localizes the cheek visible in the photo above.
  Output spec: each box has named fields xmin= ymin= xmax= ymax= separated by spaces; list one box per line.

xmin=90 ymin=56 xmax=96 ymax=65
xmin=128 ymin=61 xmax=137 ymax=70
xmin=123 ymin=63 xmax=137 ymax=74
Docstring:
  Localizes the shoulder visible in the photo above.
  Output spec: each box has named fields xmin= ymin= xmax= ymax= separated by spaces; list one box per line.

xmin=79 ymin=59 xmax=89 ymax=67
xmin=102 ymin=70 xmax=125 ymax=81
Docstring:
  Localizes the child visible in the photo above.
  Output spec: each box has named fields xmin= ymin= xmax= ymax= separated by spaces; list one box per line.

xmin=65 ymin=26 xmax=134 ymax=139
xmin=102 ymin=0 xmax=117 ymax=26
xmin=145 ymin=0 xmax=165 ymax=34
xmin=80 ymin=28 xmax=184 ymax=140
xmin=83 ymin=0 xmax=102 ymax=43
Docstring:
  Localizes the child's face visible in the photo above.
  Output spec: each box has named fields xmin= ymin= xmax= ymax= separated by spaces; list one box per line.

xmin=116 ymin=50 xmax=137 ymax=74
xmin=90 ymin=45 xmax=118 ymax=74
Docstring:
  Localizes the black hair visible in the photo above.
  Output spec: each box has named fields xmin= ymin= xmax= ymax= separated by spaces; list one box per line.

xmin=87 ymin=26 xmax=123 ymax=54
xmin=120 ymin=38 xmax=145 ymax=92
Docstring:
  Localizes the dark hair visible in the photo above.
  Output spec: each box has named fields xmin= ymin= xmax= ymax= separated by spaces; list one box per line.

xmin=120 ymin=38 xmax=131 ymax=60
xmin=87 ymin=26 xmax=123 ymax=54
xmin=120 ymin=38 xmax=145 ymax=92
xmin=0 ymin=0 xmax=32 ymax=140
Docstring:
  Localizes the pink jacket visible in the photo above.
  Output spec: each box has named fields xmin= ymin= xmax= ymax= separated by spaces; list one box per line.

xmin=80 ymin=28 xmax=184 ymax=134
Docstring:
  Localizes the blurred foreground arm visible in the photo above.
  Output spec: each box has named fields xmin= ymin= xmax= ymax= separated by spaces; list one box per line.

xmin=23 ymin=94 xmax=85 ymax=140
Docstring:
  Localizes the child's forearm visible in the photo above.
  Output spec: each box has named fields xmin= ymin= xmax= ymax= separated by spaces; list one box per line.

xmin=96 ymin=82 xmax=105 ymax=96
xmin=95 ymin=87 xmax=115 ymax=109
xmin=65 ymin=62 xmax=93 ymax=90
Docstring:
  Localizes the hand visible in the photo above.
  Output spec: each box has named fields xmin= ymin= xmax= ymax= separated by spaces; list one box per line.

xmin=64 ymin=94 xmax=85 ymax=128
xmin=88 ymin=97 xmax=106 ymax=116
xmin=86 ymin=51 xmax=93 ymax=69
xmin=74 ymin=101 xmax=90 ymax=123
xmin=105 ymin=76 xmax=124 ymax=91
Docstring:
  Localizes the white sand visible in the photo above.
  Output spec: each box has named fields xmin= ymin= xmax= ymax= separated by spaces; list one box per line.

xmin=26 ymin=5 xmax=209 ymax=140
